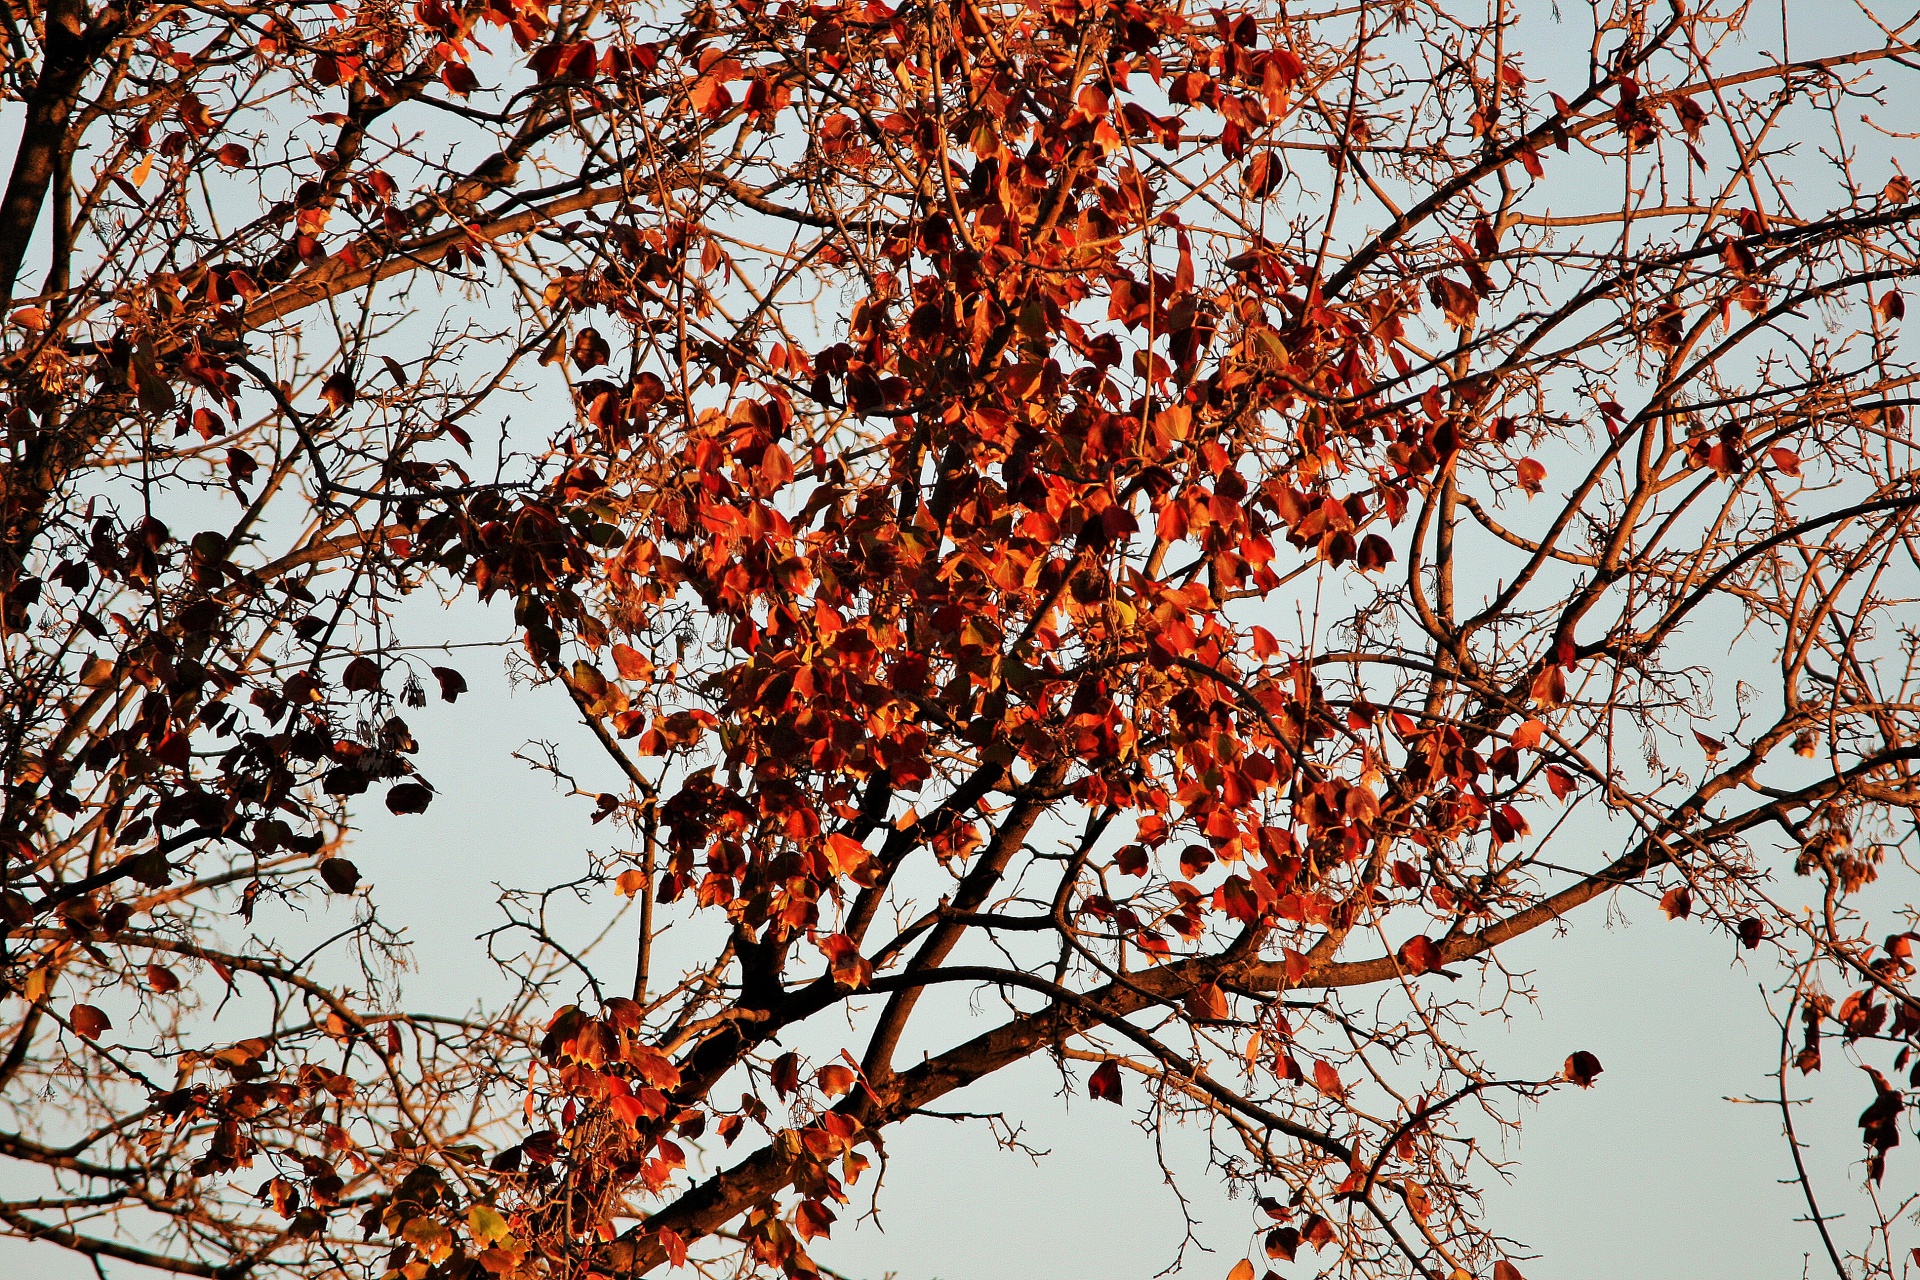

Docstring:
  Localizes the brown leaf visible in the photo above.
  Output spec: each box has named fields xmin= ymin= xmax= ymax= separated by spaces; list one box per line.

xmin=1494 ymin=1262 xmax=1528 ymax=1280
xmin=385 ymin=783 xmax=432 ymax=815
xmin=771 ymin=1051 xmax=801 ymax=1099
xmin=319 ymin=371 xmax=356 ymax=413
xmin=431 ymin=666 xmax=467 ymax=702
xmin=319 ymin=858 xmax=361 ymax=893
xmin=1563 ymin=1050 xmax=1603 ymax=1087
xmin=146 ymin=964 xmax=181 ymax=995
xmin=570 ymin=327 xmax=612 ymax=369
xmin=1660 ymin=885 xmax=1692 ymax=920
xmin=342 ymin=655 xmax=382 ymax=691
xmin=71 ymin=1004 xmax=111 ymax=1041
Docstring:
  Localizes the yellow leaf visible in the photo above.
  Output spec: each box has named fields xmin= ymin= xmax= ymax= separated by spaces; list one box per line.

xmin=468 ymin=1204 xmax=509 ymax=1244
xmin=130 ymin=154 xmax=152 ymax=187
xmin=1227 ymin=1262 xmax=1257 ymax=1280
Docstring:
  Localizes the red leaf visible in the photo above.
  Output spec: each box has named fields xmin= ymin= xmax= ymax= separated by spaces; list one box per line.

xmin=146 ymin=964 xmax=180 ymax=995
xmin=1545 ymin=765 xmax=1575 ymax=801
xmin=1768 ymin=447 xmax=1802 ymax=477
xmin=1510 ymin=718 xmax=1545 ymax=750
xmin=1528 ymin=664 xmax=1566 ymax=707
xmin=342 ymin=656 xmax=382 ymax=691
xmin=1494 ymin=1263 xmax=1528 ymax=1280
xmin=215 ymin=143 xmax=251 ymax=168
xmin=1397 ymin=935 xmax=1443 ymax=975
xmin=431 ymin=666 xmax=467 ymax=702
xmin=1660 ymin=885 xmax=1692 ymax=920
xmin=1089 ymin=1058 xmax=1123 ymax=1103
xmin=71 ymin=1004 xmax=111 ymax=1040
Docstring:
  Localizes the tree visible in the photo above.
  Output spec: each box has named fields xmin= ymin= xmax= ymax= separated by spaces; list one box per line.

xmin=2 ymin=0 xmax=1919 ymax=1275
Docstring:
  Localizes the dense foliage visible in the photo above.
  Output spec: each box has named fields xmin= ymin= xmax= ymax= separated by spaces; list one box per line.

xmin=3 ymin=0 xmax=1920 ymax=1277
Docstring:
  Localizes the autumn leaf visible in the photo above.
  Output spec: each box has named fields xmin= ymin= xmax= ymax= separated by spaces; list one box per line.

xmin=431 ymin=666 xmax=468 ymax=702
xmin=1660 ymin=885 xmax=1692 ymax=920
xmin=1311 ymin=1059 xmax=1344 ymax=1099
xmin=1226 ymin=1260 xmax=1256 ymax=1280
xmin=319 ymin=371 xmax=356 ymax=413
xmin=71 ymin=1004 xmax=111 ymax=1041
xmin=1516 ymin=456 xmax=1546 ymax=496
xmin=319 ymin=858 xmax=361 ymax=893
xmin=342 ymin=655 xmax=382 ymax=691
xmin=385 ymin=783 xmax=433 ymax=815
xmin=1563 ymin=1050 xmax=1603 ymax=1087
xmin=1528 ymin=664 xmax=1566 ymax=707
xmin=1494 ymin=1262 xmax=1529 ymax=1280
xmin=1089 ymin=1058 xmax=1123 ymax=1103
xmin=570 ymin=328 xmax=611 ymax=369
xmin=1397 ymin=935 xmax=1444 ymax=976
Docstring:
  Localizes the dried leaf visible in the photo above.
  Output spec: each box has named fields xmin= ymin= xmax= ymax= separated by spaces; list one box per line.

xmin=71 ymin=1004 xmax=111 ymax=1041
xmin=1563 ymin=1050 xmax=1603 ymax=1087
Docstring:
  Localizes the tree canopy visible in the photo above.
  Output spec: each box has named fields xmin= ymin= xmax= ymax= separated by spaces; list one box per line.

xmin=3 ymin=0 xmax=1920 ymax=1277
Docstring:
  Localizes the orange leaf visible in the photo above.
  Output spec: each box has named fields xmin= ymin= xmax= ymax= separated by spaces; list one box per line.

xmin=1311 ymin=1058 xmax=1344 ymax=1099
xmin=1516 ymin=456 xmax=1546 ymax=496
